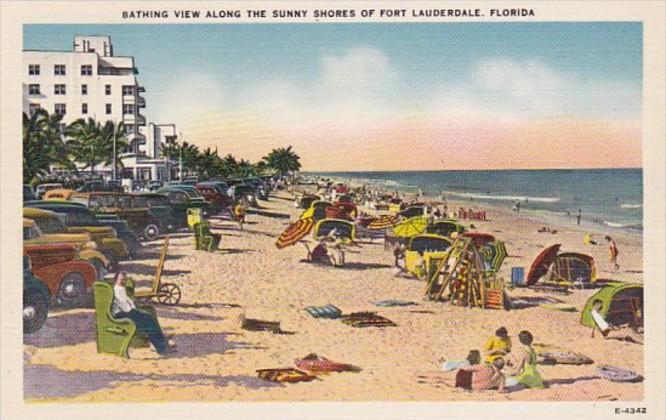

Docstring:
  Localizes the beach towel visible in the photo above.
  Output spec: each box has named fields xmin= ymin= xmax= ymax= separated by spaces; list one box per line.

xmin=597 ymin=365 xmax=642 ymax=382
xmin=340 ymin=312 xmax=397 ymax=328
xmin=256 ymin=368 xmax=317 ymax=383
xmin=295 ymin=354 xmax=360 ymax=373
xmin=374 ymin=299 xmax=418 ymax=307
xmin=304 ymin=304 xmax=342 ymax=319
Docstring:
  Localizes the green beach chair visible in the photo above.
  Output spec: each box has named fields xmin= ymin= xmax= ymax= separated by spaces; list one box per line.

xmin=194 ymin=222 xmax=221 ymax=252
xmin=93 ymin=281 xmax=139 ymax=358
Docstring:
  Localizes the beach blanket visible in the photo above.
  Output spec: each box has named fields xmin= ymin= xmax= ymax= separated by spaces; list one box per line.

xmin=241 ymin=318 xmax=281 ymax=333
xmin=533 ymin=343 xmax=593 ymax=365
xmin=295 ymin=354 xmax=360 ymax=373
xmin=304 ymin=304 xmax=342 ymax=319
xmin=340 ymin=312 xmax=397 ymax=328
xmin=597 ymin=365 xmax=642 ymax=382
xmin=256 ymin=368 xmax=317 ymax=383
xmin=374 ymin=299 xmax=418 ymax=307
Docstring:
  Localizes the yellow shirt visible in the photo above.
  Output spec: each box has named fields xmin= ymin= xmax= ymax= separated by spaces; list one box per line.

xmin=483 ymin=336 xmax=512 ymax=363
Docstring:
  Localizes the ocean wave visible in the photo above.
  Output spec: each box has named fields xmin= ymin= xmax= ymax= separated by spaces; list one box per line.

xmin=603 ymin=220 xmax=643 ymax=229
xmin=441 ymin=191 xmax=560 ymax=203
xmin=620 ymin=203 xmax=642 ymax=209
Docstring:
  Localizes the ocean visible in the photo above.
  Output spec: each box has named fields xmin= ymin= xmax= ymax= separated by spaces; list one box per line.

xmin=309 ymin=169 xmax=643 ymax=232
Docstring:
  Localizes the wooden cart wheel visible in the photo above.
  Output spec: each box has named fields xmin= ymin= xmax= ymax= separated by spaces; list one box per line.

xmin=157 ymin=283 xmax=181 ymax=305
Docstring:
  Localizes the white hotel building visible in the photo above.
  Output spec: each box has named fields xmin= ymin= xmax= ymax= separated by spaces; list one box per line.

xmin=23 ymin=35 xmax=177 ymax=181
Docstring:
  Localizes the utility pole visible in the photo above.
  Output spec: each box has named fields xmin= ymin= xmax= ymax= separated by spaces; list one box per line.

xmin=179 ymin=131 xmax=183 ymax=181
xmin=112 ymin=118 xmax=117 ymax=181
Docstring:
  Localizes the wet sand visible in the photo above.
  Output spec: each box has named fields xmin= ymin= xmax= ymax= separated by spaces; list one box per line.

xmin=23 ymin=189 xmax=643 ymax=402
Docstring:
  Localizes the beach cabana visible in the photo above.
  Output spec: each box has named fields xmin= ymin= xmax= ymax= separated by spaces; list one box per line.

xmin=399 ymin=206 xmax=427 ymax=219
xmin=298 ymin=194 xmax=320 ymax=209
xmin=405 ymin=234 xmax=452 ymax=277
xmin=580 ymin=282 xmax=643 ymax=330
xmin=461 ymin=232 xmax=496 ymax=246
xmin=426 ymin=220 xmax=465 ymax=237
xmin=313 ymin=219 xmax=355 ymax=244
xmin=551 ymin=252 xmax=597 ymax=286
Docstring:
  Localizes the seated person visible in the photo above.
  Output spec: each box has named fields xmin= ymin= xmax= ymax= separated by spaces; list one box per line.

xmin=112 ymin=272 xmax=176 ymax=355
xmin=505 ymin=330 xmax=544 ymax=389
xmin=483 ymin=327 xmax=512 ymax=364
xmin=440 ymin=349 xmax=481 ymax=371
xmin=304 ymin=241 xmax=333 ymax=265
xmin=457 ymin=358 xmax=506 ymax=392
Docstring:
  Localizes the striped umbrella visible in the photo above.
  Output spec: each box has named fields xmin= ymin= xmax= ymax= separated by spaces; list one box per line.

xmin=481 ymin=240 xmax=508 ymax=272
xmin=366 ymin=215 xmax=398 ymax=230
xmin=276 ymin=217 xmax=315 ymax=249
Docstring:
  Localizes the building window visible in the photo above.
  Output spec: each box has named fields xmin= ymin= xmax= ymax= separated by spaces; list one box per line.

xmin=54 ymin=103 xmax=66 ymax=115
xmin=54 ymin=84 xmax=66 ymax=95
xmin=28 ymin=103 xmax=41 ymax=114
xmin=28 ymin=84 xmax=40 ymax=95
xmin=81 ymin=84 xmax=88 ymax=95
xmin=80 ymin=65 xmax=93 ymax=76
xmin=105 ymin=104 xmax=112 ymax=114
xmin=81 ymin=103 xmax=88 ymax=114
xmin=105 ymin=85 xmax=111 ymax=95
xmin=54 ymin=65 xmax=66 ymax=76
xmin=123 ymin=104 xmax=135 ymax=115
xmin=122 ymin=85 xmax=135 ymax=96
xmin=28 ymin=64 xmax=40 ymax=75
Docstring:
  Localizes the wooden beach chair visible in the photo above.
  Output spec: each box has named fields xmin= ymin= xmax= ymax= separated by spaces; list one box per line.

xmin=194 ymin=222 xmax=221 ymax=252
xmin=93 ymin=282 xmax=145 ymax=358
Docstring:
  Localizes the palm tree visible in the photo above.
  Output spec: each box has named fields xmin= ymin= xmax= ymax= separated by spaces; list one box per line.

xmin=99 ymin=120 xmax=129 ymax=176
xmin=65 ymin=118 xmax=128 ymax=177
xmin=22 ymin=109 xmax=71 ymax=183
xmin=263 ymin=146 xmax=301 ymax=176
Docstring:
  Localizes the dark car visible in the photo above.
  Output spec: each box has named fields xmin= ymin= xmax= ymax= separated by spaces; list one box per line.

xmin=229 ymin=184 xmax=259 ymax=207
xmin=132 ymin=193 xmax=179 ymax=231
xmin=23 ymin=255 xmax=51 ymax=334
xmin=194 ymin=184 xmax=228 ymax=213
xmin=157 ymin=187 xmax=209 ymax=225
xmin=24 ymin=200 xmax=141 ymax=258
xmin=77 ymin=180 xmax=124 ymax=193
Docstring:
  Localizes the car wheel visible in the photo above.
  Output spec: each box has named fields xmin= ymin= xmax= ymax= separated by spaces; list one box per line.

xmin=90 ymin=258 xmax=109 ymax=281
xmin=56 ymin=273 xmax=86 ymax=307
xmin=144 ymin=223 xmax=160 ymax=241
xmin=23 ymin=293 xmax=49 ymax=334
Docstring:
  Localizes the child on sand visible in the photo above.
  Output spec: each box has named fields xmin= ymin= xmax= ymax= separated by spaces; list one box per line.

xmin=483 ymin=327 xmax=512 ymax=364
xmin=605 ymin=235 xmax=620 ymax=271
xmin=234 ymin=202 xmax=246 ymax=231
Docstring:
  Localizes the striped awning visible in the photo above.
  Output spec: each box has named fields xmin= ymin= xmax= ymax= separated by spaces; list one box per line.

xmin=366 ymin=215 xmax=398 ymax=230
xmin=276 ymin=217 xmax=315 ymax=249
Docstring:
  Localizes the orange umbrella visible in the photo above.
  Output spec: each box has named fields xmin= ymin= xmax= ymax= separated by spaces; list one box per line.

xmin=367 ymin=215 xmax=398 ymax=230
xmin=276 ymin=217 xmax=315 ymax=249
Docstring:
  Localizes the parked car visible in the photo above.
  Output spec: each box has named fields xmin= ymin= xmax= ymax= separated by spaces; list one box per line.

xmin=24 ymin=242 xmax=97 ymax=307
xmin=23 ymin=215 xmax=110 ymax=280
xmin=43 ymin=188 xmax=76 ymax=200
xmin=156 ymin=187 xmax=209 ymax=225
xmin=194 ymin=183 xmax=229 ymax=213
xmin=23 ymin=255 xmax=51 ymax=334
xmin=228 ymin=184 xmax=259 ymax=207
xmin=131 ymin=193 xmax=178 ymax=232
xmin=68 ymin=192 xmax=162 ymax=240
xmin=25 ymin=200 xmax=141 ymax=257
xmin=23 ymin=185 xmax=36 ymax=201
xmin=77 ymin=180 xmax=124 ymax=193
xmin=35 ymin=183 xmax=63 ymax=199
xmin=23 ymin=204 xmax=129 ymax=264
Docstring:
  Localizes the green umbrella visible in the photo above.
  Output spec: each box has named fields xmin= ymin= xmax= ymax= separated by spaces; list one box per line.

xmin=482 ymin=240 xmax=507 ymax=272
xmin=392 ymin=216 xmax=428 ymax=238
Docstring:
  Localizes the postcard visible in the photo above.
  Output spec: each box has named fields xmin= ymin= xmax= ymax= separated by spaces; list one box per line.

xmin=1 ymin=1 xmax=664 ymax=419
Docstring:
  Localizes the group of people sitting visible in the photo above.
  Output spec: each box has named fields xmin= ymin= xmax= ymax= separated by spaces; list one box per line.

xmin=440 ymin=327 xmax=544 ymax=392
xmin=303 ymin=230 xmax=347 ymax=267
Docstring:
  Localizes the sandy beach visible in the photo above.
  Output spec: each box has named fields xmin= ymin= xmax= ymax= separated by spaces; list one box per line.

xmin=23 ymin=188 xmax=643 ymax=402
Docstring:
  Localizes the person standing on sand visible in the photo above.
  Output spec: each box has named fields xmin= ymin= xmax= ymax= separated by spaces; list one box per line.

xmin=606 ymin=235 xmax=620 ymax=271
xmin=234 ymin=202 xmax=246 ymax=231
xmin=577 ymin=209 xmax=582 ymax=225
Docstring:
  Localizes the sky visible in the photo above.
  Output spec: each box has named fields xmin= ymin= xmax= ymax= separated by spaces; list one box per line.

xmin=24 ymin=23 xmax=643 ymax=171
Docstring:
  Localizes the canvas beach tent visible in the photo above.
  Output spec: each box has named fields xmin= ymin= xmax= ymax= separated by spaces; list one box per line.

xmin=551 ymin=252 xmax=597 ymax=287
xmin=580 ymin=282 xmax=643 ymax=331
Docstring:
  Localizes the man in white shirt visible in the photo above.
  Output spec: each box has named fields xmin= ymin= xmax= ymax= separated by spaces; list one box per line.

xmin=112 ymin=272 xmax=175 ymax=355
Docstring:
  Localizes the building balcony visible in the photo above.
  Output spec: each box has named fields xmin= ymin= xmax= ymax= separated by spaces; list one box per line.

xmin=123 ymin=114 xmax=146 ymax=126
xmin=138 ymin=96 xmax=146 ymax=108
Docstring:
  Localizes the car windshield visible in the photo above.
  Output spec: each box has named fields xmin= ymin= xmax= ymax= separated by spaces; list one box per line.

xmin=34 ymin=216 xmax=67 ymax=234
xmin=57 ymin=210 xmax=98 ymax=226
xmin=145 ymin=196 xmax=169 ymax=206
xmin=131 ymin=196 xmax=150 ymax=207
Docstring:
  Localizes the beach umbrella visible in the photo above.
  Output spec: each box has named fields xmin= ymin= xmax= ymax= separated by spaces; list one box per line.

xmin=526 ymin=244 xmax=561 ymax=285
xmin=276 ymin=217 xmax=315 ymax=249
xmin=483 ymin=240 xmax=507 ymax=272
xmin=392 ymin=216 xmax=428 ymax=238
xmin=367 ymin=215 xmax=398 ymax=230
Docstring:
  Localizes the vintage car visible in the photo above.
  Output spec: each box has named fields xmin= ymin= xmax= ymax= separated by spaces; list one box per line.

xmin=131 ymin=193 xmax=179 ymax=232
xmin=405 ymin=234 xmax=453 ymax=278
xmin=24 ymin=206 xmax=128 ymax=265
xmin=23 ymin=242 xmax=97 ymax=307
xmin=25 ymin=200 xmax=140 ymax=257
xmin=68 ymin=192 xmax=162 ymax=240
xmin=157 ymin=187 xmax=209 ymax=225
xmin=35 ymin=183 xmax=63 ymax=199
xmin=23 ymin=217 xmax=109 ymax=280
xmin=43 ymin=188 xmax=75 ymax=200
xmin=23 ymin=185 xmax=37 ymax=201
xmin=23 ymin=255 xmax=51 ymax=334
xmin=228 ymin=184 xmax=259 ymax=207
xmin=195 ymin=183 xmax=230 ymax=212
